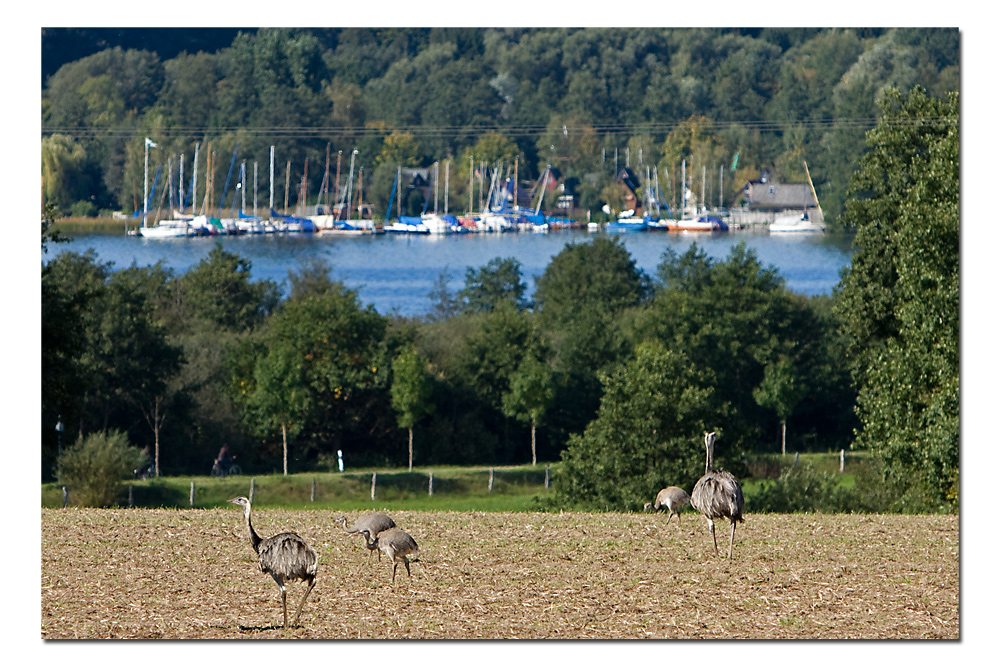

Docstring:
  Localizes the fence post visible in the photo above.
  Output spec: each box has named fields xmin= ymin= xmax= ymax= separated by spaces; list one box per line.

xmin=793 ymin=452 xmax=799 ymax=471
xmin=128 ymin=484 xmax=134 ymax=508
xmin=190 ymin=481 xmax=195 ymax=507
xmin=489 ymin=468 xmax=494 ymax=492
xmin=545 ymin=464 xmax=550 ymax=489
xmin=371 ymin=472 xmax=377 ymax=500
xmin=428 ymin=472 xmax=434 ymax=496
xmin=62 ymin=486 xmax=69 ymax=508
xmin=311 ymin=477 xmax=316 ymax=503
xmin=249 ymin=478 xmax=255 ymax=503
xmin=840 ymin=449 xmax=845 ymax=473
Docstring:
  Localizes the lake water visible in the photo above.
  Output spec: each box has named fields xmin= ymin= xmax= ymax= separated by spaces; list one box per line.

xmin=49 ymin=229 xmax=856 ymax=317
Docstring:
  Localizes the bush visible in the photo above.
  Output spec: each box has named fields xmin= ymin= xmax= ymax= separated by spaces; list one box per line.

xmin=748 ymin=463 xmax=849 ymax=513
xmin=69 ymin=200 xmax=98 ymax=217
xmin=56 ymin=430 xmax=148 ymax=507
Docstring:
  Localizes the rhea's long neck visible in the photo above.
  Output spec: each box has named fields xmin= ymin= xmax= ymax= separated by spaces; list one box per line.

xmin=244 ymin=506 xmax=262 ymax=553
xmin=705 ymin=442 xmax=714 ymax=473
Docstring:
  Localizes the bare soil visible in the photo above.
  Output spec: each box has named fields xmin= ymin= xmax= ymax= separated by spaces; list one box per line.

xmin=40 ymin=508 xmax=958 ymax=639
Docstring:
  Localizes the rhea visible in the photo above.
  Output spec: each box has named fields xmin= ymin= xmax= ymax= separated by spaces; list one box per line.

xmin=360 ymin=526 xmax=419 ymax=584
xmin=228 ymin=496 xmax=318 ymax=629
xmin=336 ymin=512 xmax=396 ymax=562
xmin=690 ymin=432 xmax=745 ymax=559
xmin=644 ymin=486 xmax=691 ymax=525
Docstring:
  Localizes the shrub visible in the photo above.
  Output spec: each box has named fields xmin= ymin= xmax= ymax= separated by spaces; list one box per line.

xmin=747 ymin=463 xmax=849 ymax=513
xmin=69 ymin=200 xmax=98 ymax=217
xmin=56 ymin=430 xmax=148 ymax=507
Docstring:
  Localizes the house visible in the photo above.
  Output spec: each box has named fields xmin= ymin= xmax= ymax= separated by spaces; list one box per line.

xmin=739 ymin=170 xmax=818 ymax=211
xmin=732 ymin=169 xmax=823 ymax=225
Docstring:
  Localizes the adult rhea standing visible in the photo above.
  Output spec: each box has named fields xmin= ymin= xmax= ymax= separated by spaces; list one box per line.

xmin=228 ymin=496 xmax=318 ymax=628
xmin=690 ymin=432 xmax=745 ymax=559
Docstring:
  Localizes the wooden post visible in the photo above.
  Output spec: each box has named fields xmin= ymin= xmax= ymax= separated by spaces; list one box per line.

xmin=371 ymin=472 xmax=377 ymax=500
xmin=128 ymin=484 xmax=134 ymax=508
xmin=249 ymin=478 xmax=255 ymax=504
xmin=840 ymin=449 xmax=845 ymax=473
xmin=428 ymin=472 xmax=434 ymax=496
xmin=545 ymin=465 xmax=550 ymax=489
xmin=190 ymin=481 xmax=195 ymax=507
xmin=489 ymin=468 xmax=494 ymax=492
xmin=62 ymin=486 xmax=68 ymax=508
xmin=793 ymin=452 xmax=799 ymax=471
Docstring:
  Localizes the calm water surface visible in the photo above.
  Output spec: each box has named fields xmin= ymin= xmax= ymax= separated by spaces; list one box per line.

xmin=50 ymin=229 xmax=856 ymax=317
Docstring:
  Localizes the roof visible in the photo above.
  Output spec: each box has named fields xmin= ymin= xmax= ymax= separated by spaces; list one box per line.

xmin=742 ymin=181 xmax=817 ymax=210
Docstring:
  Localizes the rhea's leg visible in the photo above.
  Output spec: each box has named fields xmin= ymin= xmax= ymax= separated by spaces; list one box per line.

xmin=292 ymin=577 xmax=316 ymax=626
xmin=403 ymin=556 xmax=411 ymax=578
xmin=728 ymin=521 xmax=737 ymax=560
xmin=707 ymin=518 xmax=719 ymax=555
xmin=391 ymin=561 xmax=399 ymax=584
xmin=280 ymin=588 xmax=289 ymax=629
xmin=665 ymin=511 xmax=673 ymax=526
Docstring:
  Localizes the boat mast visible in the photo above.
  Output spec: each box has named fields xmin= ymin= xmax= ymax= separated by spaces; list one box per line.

xmin=444 ymin=161 xmax=449 ymax=215
xmin=269 ymin=146 xmax=274 ymax=216
xmin=178 ymin=154 xmax=184 ymax=215
xmin=191 ymin=143 xmax=200 ymax=217
xmin=469 ymin=156 xmax=474 ymax=216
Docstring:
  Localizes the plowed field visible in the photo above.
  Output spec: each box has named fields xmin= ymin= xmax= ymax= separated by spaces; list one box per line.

xmin=41 ymin=508 xmax=958 ymax=639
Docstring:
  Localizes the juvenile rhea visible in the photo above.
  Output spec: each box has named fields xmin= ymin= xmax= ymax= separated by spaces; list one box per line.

xmin=228 ymin=496 xmax=318 ymax=628
xmin=336 ymin=512 xmax=396 ymax=562
xmin=360 ymin=526 xmax=419 ymax=584
xmin=644 ymin=486 xmax=691 ymax=525
xmin=690 ymin=432 xmax=745 ymax=559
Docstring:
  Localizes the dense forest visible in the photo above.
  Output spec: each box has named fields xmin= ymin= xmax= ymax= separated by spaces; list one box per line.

xmin=41 ymin=29 xmax=959 ymax=513
xmin=41 ymin=28 xmax=959 ymax=225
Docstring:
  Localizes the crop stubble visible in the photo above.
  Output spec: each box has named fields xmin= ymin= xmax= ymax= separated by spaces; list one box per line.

xmin=41 ymin=508 xmax=958 ymax=639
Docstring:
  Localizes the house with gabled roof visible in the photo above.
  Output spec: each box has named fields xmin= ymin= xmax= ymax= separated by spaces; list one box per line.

xmin=730 ymin=169 xmax=823 ymax=226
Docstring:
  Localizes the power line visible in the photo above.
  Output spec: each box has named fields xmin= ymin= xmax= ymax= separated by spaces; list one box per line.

xmin=42 ymin=116 xmax=955 ymax=142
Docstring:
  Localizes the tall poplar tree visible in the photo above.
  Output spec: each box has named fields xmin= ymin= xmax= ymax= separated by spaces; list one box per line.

xmin=835 ymin=86 xmax=959 ymax=510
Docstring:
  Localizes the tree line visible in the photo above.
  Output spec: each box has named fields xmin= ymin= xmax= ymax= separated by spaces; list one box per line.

xmin=41 ymin=28 xmax=958 ymax=225
xmin=41 ymin=38 xmax=959 ymax=512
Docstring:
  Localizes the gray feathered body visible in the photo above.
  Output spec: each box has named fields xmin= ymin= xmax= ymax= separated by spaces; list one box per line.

xmin=649 ymin=486 xmax=691 ymax=512
xmin=362 ymin=526 xmax=419 ymax=583
xmin=256 ymin=532 xmax=319 ymax=582
xmin=337 ymin=512 xmax=396 ymax=536
xmin=690 ymin=471 xmax=744 ymax=525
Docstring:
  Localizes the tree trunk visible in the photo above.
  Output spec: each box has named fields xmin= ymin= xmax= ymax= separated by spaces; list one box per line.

xmin=408 ymin=426 xmax=414 ymax=472
xmin=531 ymin=421 xmax=537 ymax=466
xmin=781 ymin=419 xmax=787 ymax=456
xmin=153 ymin=396 xmax=160 ymax=477
xmin=282 ymin=422 xmax=288 ymax=476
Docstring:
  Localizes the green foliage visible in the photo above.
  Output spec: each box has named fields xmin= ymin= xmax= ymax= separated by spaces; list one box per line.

xmin=231 ymin=284 xmax=390 ymax=471
xmin=748 ymin=464 xmax=847 ymax=513
xmin=56 ymin=430 xmax=148 ymax=507
xmin=179 ymin=245 xmax=280 ymax=332
xmin=457 ymin=256 xmax=529 ymax=313
xmin=554 ymin=341 xmax=715 ymax=511
xmin=635 ymin=242 xmax=848 ymax=452
xmin=501 ymin=354 xmax=556 ymax=465
xmin=390 ymin=345 xmax=435 ymax=431
xmin=835 ymin=86 xmax=959 ymax=510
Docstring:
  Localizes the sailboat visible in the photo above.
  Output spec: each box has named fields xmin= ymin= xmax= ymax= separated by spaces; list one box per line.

xmin=660 ymin=161 xmax=728 ymax=232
